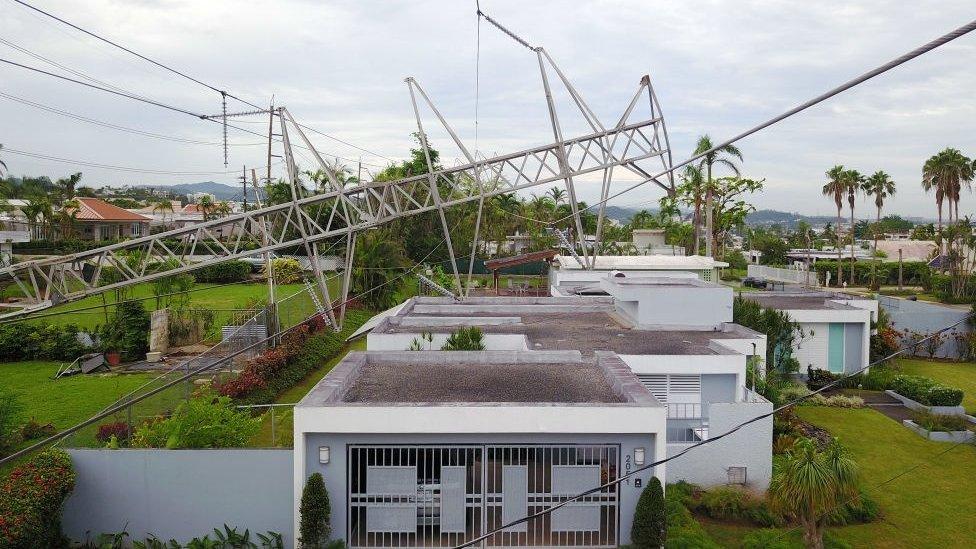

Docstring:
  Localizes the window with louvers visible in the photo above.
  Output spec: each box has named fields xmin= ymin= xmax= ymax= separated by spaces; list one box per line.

xmin=636 ymin=374 xmax=701 ymax=404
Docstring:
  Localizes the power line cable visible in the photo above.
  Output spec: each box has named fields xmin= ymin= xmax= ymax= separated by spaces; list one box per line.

xmin=9 ymin=0 xmax=393 ymax=163
xmin=454 ymin=311 xmax=975 ymax=548
xmin=0 ymin=90 xmax=264 ymax=146
xmin=9 ymin=0 xmax=263 ymax=110
xmin=2 ymin=146 xmax=276 ymax=176
xmin=548 ymin=17 xmax=976 ymax=227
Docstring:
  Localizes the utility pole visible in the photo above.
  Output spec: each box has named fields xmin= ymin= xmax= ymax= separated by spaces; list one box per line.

xmin=240 ymin=165 xmax=248 ymax=213
xmin=266 ymin=98 xmax=274 ymax=186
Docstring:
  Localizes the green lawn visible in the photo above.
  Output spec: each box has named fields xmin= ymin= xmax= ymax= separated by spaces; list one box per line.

xmin=701 ymin=407 xmax=976 ymax=548
xmin=249 ymin=338 xmax=367 ymax=448
xmin=29 ymin=282 xmax=310 ymax=331
xmin=896 ymin=358 xmax=976 ymax=414
xmin=795 ymin=407 xmax=976 ymax=548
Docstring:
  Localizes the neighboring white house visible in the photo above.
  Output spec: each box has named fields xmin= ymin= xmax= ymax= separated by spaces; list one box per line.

xmin=745 ymin=291 xmax=877 ymax=375
xmin=630 ymin=229 xmax=685 ymax=256
xmin=549 ymin=254 xmax=728 ymax=295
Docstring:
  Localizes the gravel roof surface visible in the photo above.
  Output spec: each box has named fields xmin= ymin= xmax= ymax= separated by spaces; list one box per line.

xmin=744 ymin=295 xmax=853 ymax=311
xmin=387 ymin=312 xmax=754 ymax=355
xmin=341 ymin=361 xmax=624 ymax=403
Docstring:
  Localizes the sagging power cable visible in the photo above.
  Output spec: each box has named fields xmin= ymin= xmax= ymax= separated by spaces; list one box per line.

xmin=454 ymin=311 xmax=976 ymax=548
xmin=549 ymin=17 xmax=976 ymax=227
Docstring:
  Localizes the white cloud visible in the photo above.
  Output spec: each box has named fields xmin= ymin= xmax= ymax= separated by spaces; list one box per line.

xmin=1 ymin=0 xmax=975 ymax=219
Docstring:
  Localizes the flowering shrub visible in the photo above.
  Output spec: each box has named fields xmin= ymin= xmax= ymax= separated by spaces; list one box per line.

xmin=95 ymin=421 xmax=131 ymax=445
xmin=217 ymin=311 xmax=368 ymax=405
xmin=0 ymin=449 xmax=76 ymax=548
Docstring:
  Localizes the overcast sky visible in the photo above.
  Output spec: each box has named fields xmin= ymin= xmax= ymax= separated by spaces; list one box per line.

xmin=2 ymin=0 xmax=975 ymax=219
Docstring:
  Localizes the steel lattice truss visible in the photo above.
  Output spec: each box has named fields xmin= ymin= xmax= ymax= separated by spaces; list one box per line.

xmin=0 ymin=55 xmax=673 ymax=326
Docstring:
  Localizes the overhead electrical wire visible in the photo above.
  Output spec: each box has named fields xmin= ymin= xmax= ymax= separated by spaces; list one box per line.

xmin=1 ymin=147 xmax=277 ymax=176
xmin=547 ymin=17 xmax=976 ymax=226
xmin=0 ymin=91 xmax=264 ymax=146
xmin=8 ymin=0 xmax=395 ymax=164
xmin=455 ymin=311 xmax=976 ymax=548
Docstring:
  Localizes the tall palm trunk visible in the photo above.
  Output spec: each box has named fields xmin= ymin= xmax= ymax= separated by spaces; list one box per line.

xmin=850 ymin=204 xmax=856 ymax=286
xmin=692 ymin=199 xmax=702 ymax=255
xmin=705 ymin=163 xmax=714 ymax=257
xmin=836 ymin=206 xmax=843 ymax=286
xmin=872 ymin=205 xmax=881 ymax=290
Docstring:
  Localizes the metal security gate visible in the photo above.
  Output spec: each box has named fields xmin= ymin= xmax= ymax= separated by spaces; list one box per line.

xmin=348 ymin=444 xmax=619 ymax=548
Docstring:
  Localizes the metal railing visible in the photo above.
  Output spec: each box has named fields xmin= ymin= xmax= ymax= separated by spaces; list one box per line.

xmin=666 ymin=402 xmax=705 ymax=419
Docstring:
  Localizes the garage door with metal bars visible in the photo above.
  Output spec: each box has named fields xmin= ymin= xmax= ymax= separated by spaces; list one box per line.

xmin=347 ymin=444 xmax=619 ymax=548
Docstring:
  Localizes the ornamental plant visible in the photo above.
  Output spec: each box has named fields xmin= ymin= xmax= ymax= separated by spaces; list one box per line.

xmin=299 ymin=473 xmax=331 ymax=549
xmin=631 ymin=476 xmax=665 ymax=548
xmin=130 ymin=390 xmax=260 ymax=449
xmin=0 ymin=449 xmax=76 ymax=548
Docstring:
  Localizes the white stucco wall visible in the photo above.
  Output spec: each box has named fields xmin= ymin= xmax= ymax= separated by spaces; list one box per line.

xmin=665 ymin=399 xmax=773 ymax=491
xmin=620 ymin=354 xmax=747 ymax=393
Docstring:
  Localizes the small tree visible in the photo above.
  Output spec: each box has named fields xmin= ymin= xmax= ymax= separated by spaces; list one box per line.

xmin=299 ymin=472 xmax=332 ymax=549
xmin=440 ymin=326 xmax=485 ymax=351
xmin=631 ymin=476 xmax=665 ymax=548
xmin=769 ymin=438 xmax=859 ymax=549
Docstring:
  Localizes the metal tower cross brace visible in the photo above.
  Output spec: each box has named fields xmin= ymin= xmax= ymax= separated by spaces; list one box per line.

xmin=0 ymin=78 xmax=672 ymax=320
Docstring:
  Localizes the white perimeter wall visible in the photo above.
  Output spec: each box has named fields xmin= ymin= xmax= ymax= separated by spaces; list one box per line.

xmin=666 ymin=400 xmax=773 ymax=491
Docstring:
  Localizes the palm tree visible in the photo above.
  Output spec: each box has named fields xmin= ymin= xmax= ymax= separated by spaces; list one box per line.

xmin=547 ymin=186 xmax=566 ymax=204
xmin=843 ymin=169 xmax=865 ymax=285
xmin=822 ymin=165 xmax=846 ymax=286
xmin=680 ymin=165 xmax=706 ymax=255
xmin=152 ymin=199 xmax=175 ymax=228
xmin=922 ymin=148 xmax=972 ymax=230
xmin=54 ymin=172 xmax=82 ymax=203
xmin=197 ymin=195 xmax=214 ymax=221
xmin=57 ymin=199 xmax=80 ymax=239
xmin=694 ymin=134 xmax=742 ymax=258
xmin=21 ymin=197 xmax=52 ymax=240
xmin=214 ymin=201 xmax=232 ymax=218
xmin=769 ymin=438 xmax=859 ymax=549
xmin=864 ymin=171 xmax=896 ymax=289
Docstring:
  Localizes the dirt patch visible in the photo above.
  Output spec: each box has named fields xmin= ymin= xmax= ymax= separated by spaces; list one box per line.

xmin=795 ymin=419 xmax=834 ymax=449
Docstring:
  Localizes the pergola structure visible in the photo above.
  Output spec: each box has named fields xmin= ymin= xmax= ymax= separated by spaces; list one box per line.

xmin=483 ymin=249 xmax=559 ymax=295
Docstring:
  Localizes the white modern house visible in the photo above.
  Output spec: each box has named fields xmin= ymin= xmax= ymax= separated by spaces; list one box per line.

xmin=548 ymin=254 xmax=728 ymax=295
xmin=360 ymin=282 xmax=770 ymax=483
xmin=294 ymin=350 xmax=664 ymax=547
xmin=745 ymin=291 xmax=877 ymax=375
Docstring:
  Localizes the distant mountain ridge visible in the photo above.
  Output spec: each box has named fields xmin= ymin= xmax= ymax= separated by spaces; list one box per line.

xmin=137 ymin=181 xmax=256 ymax=201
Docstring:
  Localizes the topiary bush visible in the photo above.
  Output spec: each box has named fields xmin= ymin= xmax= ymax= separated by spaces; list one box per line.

xmin=0 ymin=449 xmax=76 ymax=548
xmin=299 ymin=472 xmax=331 ymax=549
xmin=889 ymin=375 xmax=935 ymax=402
xmin=631 ymin=476 xmax=665 ymax=548
xmin=926 ymin=386 xmax=964 ymax=406
xmin=193 ymin=260 xmax=252 ymax=283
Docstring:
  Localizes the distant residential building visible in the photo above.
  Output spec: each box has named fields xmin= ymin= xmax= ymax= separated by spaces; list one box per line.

xmin=187 ymin=191 xmax=216 ymax=203
xmin=549 ymin=254 xmax=728 ymax=295
xmin=71 ymin=198 xmax=150 ymax=241
xmin=874 ymin=240 xmax=937 ymax=263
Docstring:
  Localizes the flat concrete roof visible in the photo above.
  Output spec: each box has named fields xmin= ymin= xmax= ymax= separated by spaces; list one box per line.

xmin=745 ymin=292 xmax=859 ymax=311
xmin=554 ymin=254 xmax=728 ymax=270
xmin=299 ymin=350 xmax=660 ymax=407
xmin=374 ymin=298 xmax=760 ymax=356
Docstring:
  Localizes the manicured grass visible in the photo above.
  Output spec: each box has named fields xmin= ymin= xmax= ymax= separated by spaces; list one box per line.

xmin=795 ymin=407 xmax=976 ymax=548
xmin=0 ymin=361 xmax=158 ymax=431
xmin=249 ymin=337 xmax=367 ymax=447
xmin=29 ymin=282 xmax=309 ymax=331
xmin=896 ymin=358 xmax=976 ymax=414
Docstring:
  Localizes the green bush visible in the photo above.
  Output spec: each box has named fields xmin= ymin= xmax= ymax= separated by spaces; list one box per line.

xmin=0 ymin=322 xmax=88 ymax=362
xmin=699 ymin=485 xmax=756 ymax=520
xmin=631 ymin=476 xmax=665 ymax=548
xmin=926 ymin=386 xmax=964 ymax=406
xmin=299 ymin=472 xmax=332 ymax=549
xmin=911 ymin=410 xmax=969 ymax=432
xmin=193 ymin=260 xmax=252 ymax=283
xmin=889 ymin=375 xmax=935 ymax=402
xmin=746 ymin=501 xmax=786 ymax=527
xmin=440 ymin=326 xmax=486 ymax=351
xmin=100 ymin=300 xmax=151 ymax=361
xmin=269 ymin=257 xmax=303 ymax=284
xmin=130 ymin=390 xmax=261 ymax=449
xmin=831 ymin=489 xmax=882 ymax=525
xmin=0 ymin=449 xmax=76 ymax=548
xmin=806 ymin=367 xmax=839 ymax=390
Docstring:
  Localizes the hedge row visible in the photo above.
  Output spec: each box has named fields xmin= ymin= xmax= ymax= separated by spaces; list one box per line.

xmin=890 ymin=375 xmax=965 ymax=406
xmin=219 ymin=309 xmax=372 ymax=405
xmin=812 ymin=260 xmax=930 ymax=287
xmin=0 ymin=449 xmax=76 ymax=548
xmin=193 ymin=260 xmax=252 ymax=283
xmin=0 ymin=323 xmax=88 ymax=362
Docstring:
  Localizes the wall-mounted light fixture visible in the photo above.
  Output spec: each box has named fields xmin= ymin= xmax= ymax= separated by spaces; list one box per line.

xmin=319 ymin=446 xmax=331 ymax=464
xmin=634 ymin=447 xmax=645 ymax=466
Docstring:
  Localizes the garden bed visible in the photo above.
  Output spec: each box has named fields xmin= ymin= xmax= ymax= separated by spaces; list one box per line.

xmin=885 ymin=389 xmax=967 ymax=416
xmin=902 ymin=419 xmax=974 ymax=442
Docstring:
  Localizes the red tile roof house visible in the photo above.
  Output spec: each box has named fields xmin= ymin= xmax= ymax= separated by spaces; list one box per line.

xmin=71 ymin=197 xmax=151 ymax=241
